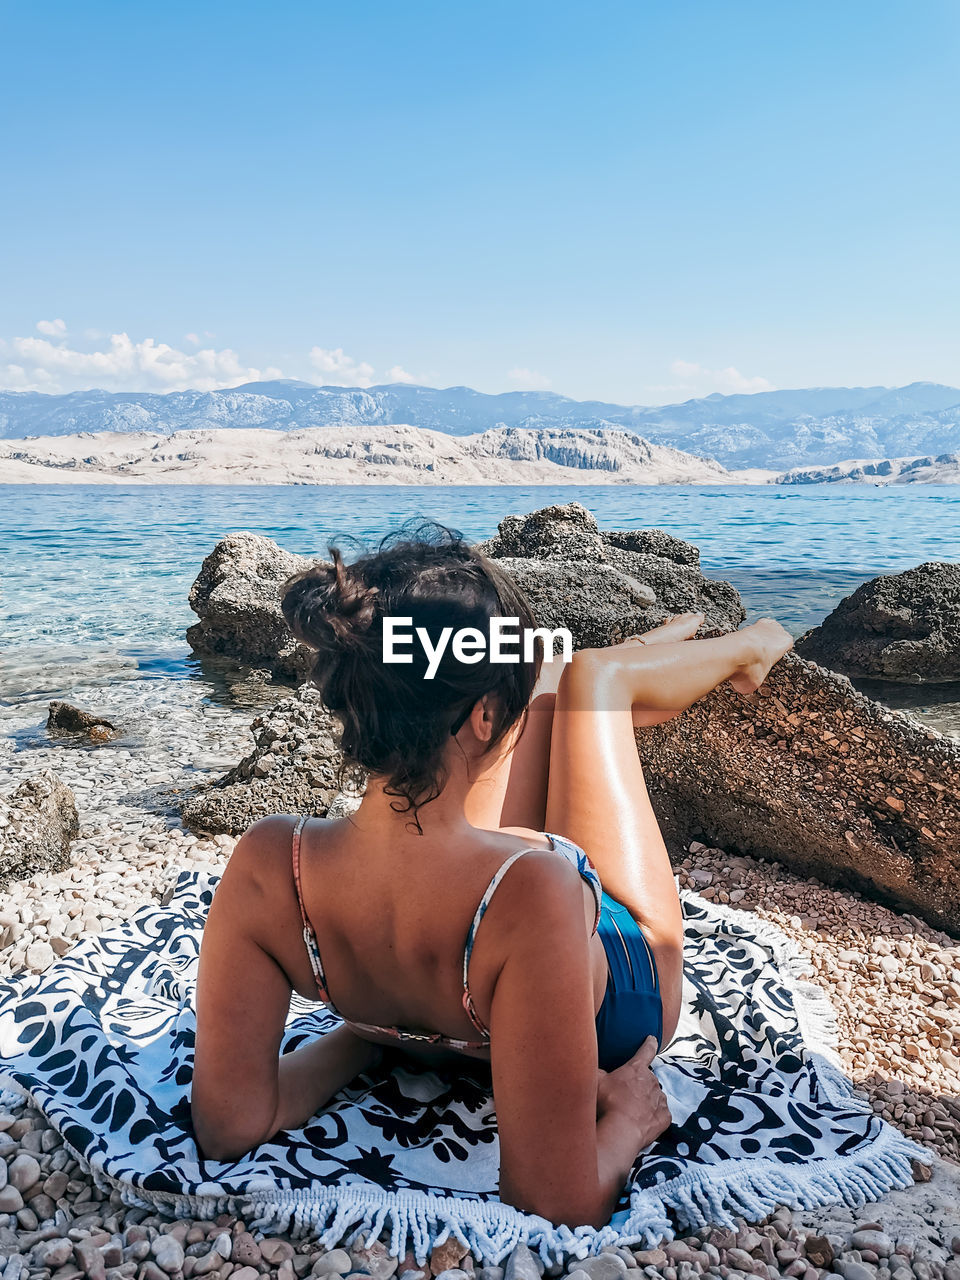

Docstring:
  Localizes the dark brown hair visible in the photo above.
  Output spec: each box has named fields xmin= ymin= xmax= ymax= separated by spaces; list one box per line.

xmin=280 ymin=522 xmax=542 ymax=826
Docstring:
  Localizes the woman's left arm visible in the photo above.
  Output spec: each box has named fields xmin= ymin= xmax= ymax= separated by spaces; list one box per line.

xmin=191 ymin=822 xmax=380 ymax=1161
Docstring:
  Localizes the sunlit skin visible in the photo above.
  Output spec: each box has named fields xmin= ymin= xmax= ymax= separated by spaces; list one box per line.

xmin=191 ymin=612 xmax=793 ymax=1228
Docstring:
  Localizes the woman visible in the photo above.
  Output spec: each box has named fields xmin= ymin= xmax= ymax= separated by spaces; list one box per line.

xmin=191 ymin=525 xmax=792 ymax=1228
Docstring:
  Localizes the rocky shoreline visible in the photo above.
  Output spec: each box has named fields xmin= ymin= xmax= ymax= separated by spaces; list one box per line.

xmin=1 ymin=502 xmax=958 ymax=1280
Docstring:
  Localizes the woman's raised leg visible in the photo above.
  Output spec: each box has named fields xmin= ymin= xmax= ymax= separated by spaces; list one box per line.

xmin=469 ymin=613 xmax=710 ymax=832
xmin=543 ymin=621 xmax=793 ymax=1042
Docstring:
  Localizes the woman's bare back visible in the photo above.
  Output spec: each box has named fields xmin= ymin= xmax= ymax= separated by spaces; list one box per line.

xmin=250 ymin=812 xmax=609 ymax=1059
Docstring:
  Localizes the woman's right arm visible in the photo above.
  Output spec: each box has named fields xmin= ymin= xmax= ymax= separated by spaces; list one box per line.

xmin=192 ymin=820 xmax=382 ymax=1161
xmin=485 ymin=853 xmax=670 ymax=1228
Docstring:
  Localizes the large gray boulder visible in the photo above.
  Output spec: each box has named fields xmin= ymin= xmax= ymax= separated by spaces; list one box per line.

xmin=481 ymin=502 xmax=745 ymax=632
xmin=796 ymin=562 xmax=960 ymax=683
xmin=180 ymin=685 xmax=348 ymax=835
xmin=480 ymin=502 xmax=610 ymax=561
xmin=640 ymin=653 xmax=960 ymax=934
xmin=0 ymin=771 xmax=79 ymax=885
xmin=186 ymin=532 xmax=320 ymax=679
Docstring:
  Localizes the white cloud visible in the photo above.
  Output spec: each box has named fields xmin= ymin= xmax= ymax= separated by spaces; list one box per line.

xmin=0 ymin=363 xmax=57 ymax=390
xmin=0 ymin=323 xmax=419 ymax=394
xmin=507 ymin=366 xmax=552 ymax=390
xmin=308 ymin=346 xmax=376 ymax=387
xmin=670 ymin=360 xmax=774 ymax=396
xmin=0 ymin=331 xmax=272 ymax=393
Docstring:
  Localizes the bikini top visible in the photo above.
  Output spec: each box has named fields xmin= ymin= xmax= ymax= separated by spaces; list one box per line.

xmin=291 ymin=813 xmax=604 ymax=1052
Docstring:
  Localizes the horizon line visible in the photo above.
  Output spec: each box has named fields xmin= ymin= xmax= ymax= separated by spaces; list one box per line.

xmin=2 ymin=377 xmax=958 ymax=413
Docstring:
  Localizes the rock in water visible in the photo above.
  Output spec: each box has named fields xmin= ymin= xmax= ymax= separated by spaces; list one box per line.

xmin=480 ymin=502 xmax=745 ymax=633
xmin=185 ymin=503 xmax=742 ymax=675
xmin=640 ymin=652 xmax=960 ymax=933
xmin=0 ymin=770 xmax=79 ymax=887
xmin=47 ymin=700 xmax=117 ymax=740
xmin=186 ymin=531 xmax=319 ymax=678
xmin=796 ymin=562 xmax=960 ymax=682
xmin=180 ymin=685 xmax=348 ymax=835
xmin=496 ymin=557 xmax=657 ymax=649
xmin=602 ymin=526 xmax=702 ymax=566
xmin=479 ymin=501 xmax=610 ymax=561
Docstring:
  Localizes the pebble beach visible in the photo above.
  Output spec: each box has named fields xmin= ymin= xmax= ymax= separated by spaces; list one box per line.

xmin=1 ymin=676 xmax=959 ymax=1280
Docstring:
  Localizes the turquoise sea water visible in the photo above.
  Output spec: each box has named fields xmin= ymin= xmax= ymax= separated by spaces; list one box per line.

xmin=2 ymin=483 xmax=959 ymax=730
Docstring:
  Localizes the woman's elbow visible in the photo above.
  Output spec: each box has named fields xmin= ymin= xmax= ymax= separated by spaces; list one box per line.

xmin=191 ymin=1104 xmax=273 ymax=1163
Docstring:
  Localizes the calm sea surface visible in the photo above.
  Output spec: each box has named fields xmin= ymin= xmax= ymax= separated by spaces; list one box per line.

xmin=2 ymin=483 xmax=959 ymax=732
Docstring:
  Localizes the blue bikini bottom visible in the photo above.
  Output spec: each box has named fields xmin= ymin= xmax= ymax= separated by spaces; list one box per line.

xmin=594 ymin=891 xmax=663 ymax=1072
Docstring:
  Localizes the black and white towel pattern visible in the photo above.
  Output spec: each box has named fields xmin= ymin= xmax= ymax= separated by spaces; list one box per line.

xmin=0 ymin=872 xmax=927 ymax=1265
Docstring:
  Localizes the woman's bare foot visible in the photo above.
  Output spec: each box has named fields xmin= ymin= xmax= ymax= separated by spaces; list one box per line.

xmin=626 ymin=612 xmax=705 ymax=646
xmin=727 ymin=619 xmax=794 ymax=694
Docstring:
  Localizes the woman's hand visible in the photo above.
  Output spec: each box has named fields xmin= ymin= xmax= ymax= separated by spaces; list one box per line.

xmin=596 ymin=1036 xmax=671 ymax=1150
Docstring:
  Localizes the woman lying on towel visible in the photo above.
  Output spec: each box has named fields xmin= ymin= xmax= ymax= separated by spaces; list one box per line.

xmin=191 ymin=525 xmax=793 ymax=1227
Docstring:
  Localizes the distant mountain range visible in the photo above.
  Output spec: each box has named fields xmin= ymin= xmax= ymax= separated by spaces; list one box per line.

xmin=0 ymin=425 xmax=737 ymax=486
xmin=5 ymin=426 xmax=959 ymax=487
xmin=1 ymin=380 xmax=959 ymax=469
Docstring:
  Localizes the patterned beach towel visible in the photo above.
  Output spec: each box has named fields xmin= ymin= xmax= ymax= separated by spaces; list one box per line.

xmin=0 ymin=870 xmax=927 ymax=1264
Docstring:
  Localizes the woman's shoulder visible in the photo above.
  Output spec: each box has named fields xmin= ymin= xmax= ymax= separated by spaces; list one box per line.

xmin=221 ymin=814 xmax=332 ymax=896
xmin=495 ymin=828 xmax=603 ymax=931
xmin=489 ymin=827 xmax=598 ymax=901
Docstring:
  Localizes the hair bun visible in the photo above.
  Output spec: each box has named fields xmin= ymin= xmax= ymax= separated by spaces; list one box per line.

xmin=280 ymin=548 xmax=380 ymax=655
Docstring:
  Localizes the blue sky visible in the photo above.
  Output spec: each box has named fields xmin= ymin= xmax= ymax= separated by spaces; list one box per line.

xmin=1 ymin=0 xmax=958 ymax=403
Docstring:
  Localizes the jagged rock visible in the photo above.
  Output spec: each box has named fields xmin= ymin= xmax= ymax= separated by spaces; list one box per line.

xmin=47 ymin=700 xmax=117 ymax=741
xmin=601 ymin=544 xmax=743 ymax=626
xmin=186 ymin=531 xmax=320 ymax=678
xmin=640 ymin=653 xmax=960 ymax=933
xmin=482 ymin=502 xmax=744 ymax=631
xmin=0 ymin=771 xmax=79 ymax=886
xmin=479 ymin=502 xmax=609 ymax=561
xmin=796 ymin=562 xmax=960 ymax=683
xmin=185 ymin=504 xmax=740 ymax=677
xmin=603 ymin=527 xmax=701 ymax=566
xmin=180 ymin=686 xmax=349 ymax=835
xmin=496 ymin=557 xmax=656 ymax=649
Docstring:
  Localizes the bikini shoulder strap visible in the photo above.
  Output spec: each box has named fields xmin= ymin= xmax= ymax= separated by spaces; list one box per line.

xmin=291 ymin=814 xmax=330 ymax=998
xmin=461 ymin=848 xmax=540 ymax=999
xmin=291 ymin=814 xmax=312 ymax=932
